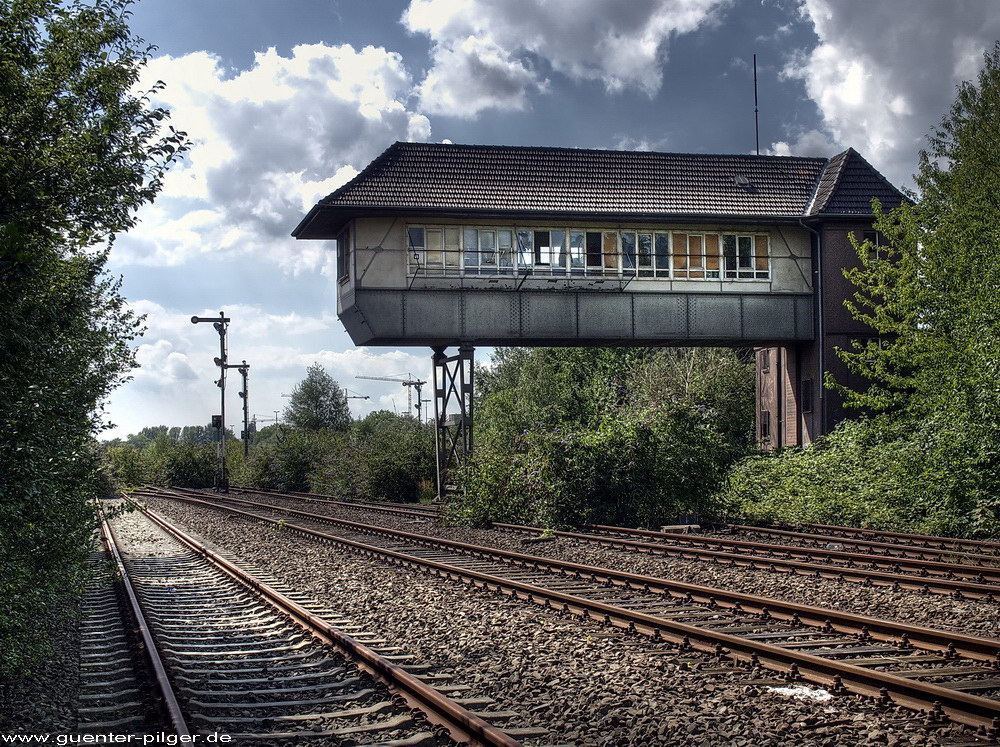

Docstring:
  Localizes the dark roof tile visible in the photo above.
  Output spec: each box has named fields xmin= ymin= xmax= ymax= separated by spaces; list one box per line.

xmin=297 ymin=142 xmax=907 ymax=236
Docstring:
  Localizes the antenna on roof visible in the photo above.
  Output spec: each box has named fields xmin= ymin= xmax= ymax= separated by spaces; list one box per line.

xmin=753 ymin=54 xmax=760 ymax=156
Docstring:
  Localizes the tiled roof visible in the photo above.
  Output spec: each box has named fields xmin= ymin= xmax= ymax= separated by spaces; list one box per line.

xmin=295 ymin=142 xmax=907 ymax=236
xmin=808 ymin=148 xmax=908 ymax=215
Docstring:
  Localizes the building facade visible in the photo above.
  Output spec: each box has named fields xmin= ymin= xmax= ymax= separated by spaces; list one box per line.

xmin=294 ymin=142 xmax=906 ymax=448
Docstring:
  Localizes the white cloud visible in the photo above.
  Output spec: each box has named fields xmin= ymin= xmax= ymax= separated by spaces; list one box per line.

xmin=765 ymin=127 xmax=837 ymax=158
xmin=403 ymin=0 xmax=732 ymax=116
xmin=778 ymin=0 xmax=1000 ymax=186
xmin=113 ymin=43 xmax=431 ymax=274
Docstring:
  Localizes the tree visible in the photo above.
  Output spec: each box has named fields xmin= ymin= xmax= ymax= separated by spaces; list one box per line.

xmin=726 ymin=43 xmax=1000 ymax=537
xmin=0 ymin=0 xmax=187 ymax=685
xmin=283 ymin=363 xmax=351 ymax=431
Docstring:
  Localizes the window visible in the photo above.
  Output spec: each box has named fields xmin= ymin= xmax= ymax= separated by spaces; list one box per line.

xmin=760 ymin=349 xmax=770 ymax=373
xmin=586 ymin=232 xmax=602 ymax=269
xmin=801 ymin=379 xmax=814 ymax=414
xmin=654 ymin=232 xmax=670 ymax=277
xmin=405 ymin=224 xmax=771 ymax=281
xmin=723 ymin=233 xmax=769 ymax=279
xmin=620 ymin=231 xmax=637 ymax=272
xmin=336 ymin=227 xmax=350 ymax=281
xmin=570 ymin=231 xmax=585 ymax=274
xmin=672 ymin=234 xmax=712 ymax=279
xmin=444 ymin=227 xmax=460 ymax=269
xmin=760 ymin=410 xmax=771 ymax=440
xmin=863 ymin=230 xmax=887 ymax=260
xmin=498 ymin=229 xmax=514 ymax=273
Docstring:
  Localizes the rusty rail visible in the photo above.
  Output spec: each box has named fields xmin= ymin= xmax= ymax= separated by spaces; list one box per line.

xmin=137 ymin=486 xmax=1000 ymax=735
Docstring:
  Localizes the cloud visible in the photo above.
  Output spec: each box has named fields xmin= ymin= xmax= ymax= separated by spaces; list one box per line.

xmin=402 ymin=0 xmax=732 ymax=116
xmin=113 ymin=44 xmax=431 ymax=274
xmin=765 ymin=127 xmax=837 ymax=158
xmin=778 ymin=0 xmax=1000 ymax=186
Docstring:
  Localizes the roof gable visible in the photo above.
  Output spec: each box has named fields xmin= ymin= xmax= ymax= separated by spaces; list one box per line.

xmin=808 ymin=148 xmax=908 ymax=215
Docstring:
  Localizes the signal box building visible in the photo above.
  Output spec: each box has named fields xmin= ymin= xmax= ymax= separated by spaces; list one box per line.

xmin=293 ymin=142 xmax=906 ymax=451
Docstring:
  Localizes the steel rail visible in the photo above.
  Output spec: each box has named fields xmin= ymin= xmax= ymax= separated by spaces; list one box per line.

xmin=229 ymin=484 xmax=438 ymax=519
xmin=580 ymin=524 xmax=1000 ymax=572
xmin=770 ymin=521 xmax=1000 ymax=554
xmin=172 ymin=486 xmax=1000 ymax=599
xmin=143 ymin=487 xmax=1000 ymax=657
xmin=126 ymin=497 xmax=521 ymax=747
xmin=100 ymin=516 xmax=191 ymax=738
xmin=566 ymin=523 xmax=1000 ymax=581
xmin=135 ymin=487 xmax=1000 ymax=735
xmin=726 ymin=523 xmax=1000 ymax=563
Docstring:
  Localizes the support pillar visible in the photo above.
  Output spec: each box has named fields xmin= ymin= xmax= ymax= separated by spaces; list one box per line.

xmin=432 ymin=345 xmax=474 ymax=501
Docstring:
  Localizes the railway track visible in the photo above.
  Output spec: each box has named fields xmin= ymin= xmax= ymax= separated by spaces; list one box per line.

xmin=76 ymin=521 xmax=173 ymax=735
xmin=99 ymin=499 xmax=525 ymax=745
xmin=758 ymin=522 xmax=1000 ymax=556
xmin=139 ymin=486 xmax=1000 ymax=738
xmin=226 ymin=485 xmax=1000 ymax=599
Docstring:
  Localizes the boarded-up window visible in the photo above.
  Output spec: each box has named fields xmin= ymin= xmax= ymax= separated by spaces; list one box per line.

xmin=672 ymin=234 xmax=687 ymax=273
xmin=602 ymin=232 xmax=618 ymax=270
xmin=754 ymin=234 xmax=769 ymax=277
xmin=705 ymin=234 xmax=720 ymax=277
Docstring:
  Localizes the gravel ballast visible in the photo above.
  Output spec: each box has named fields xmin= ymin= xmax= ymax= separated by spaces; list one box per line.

xmin=140 ymin=493 xmax=980 ymax=746
xmin=221 ymin=492 xmax=1000 ymax=639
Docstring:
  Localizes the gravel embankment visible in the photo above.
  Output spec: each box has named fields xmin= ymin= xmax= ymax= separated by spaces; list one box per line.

xmin=218 ymin=492 xmax=1000 ymax=639
xmin=141 ymin=494 xmax=973 ymax=746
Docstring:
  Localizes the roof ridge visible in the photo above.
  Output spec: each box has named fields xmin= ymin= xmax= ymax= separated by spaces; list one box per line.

xmin=393 ymin=140 xmax=829 ymax=163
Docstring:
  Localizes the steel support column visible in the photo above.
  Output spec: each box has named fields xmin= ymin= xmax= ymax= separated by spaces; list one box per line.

xmin=432 ymin=345 xmax=474 ymax=500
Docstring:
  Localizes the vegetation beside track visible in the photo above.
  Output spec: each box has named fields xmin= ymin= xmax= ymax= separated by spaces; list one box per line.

xmin=722 ymin=44 xmax=1000 ymax=539
xmin=451 ymin=347 xmax=756 ymax=528
xmin=0 ymin=0 xmax=187 ymax=680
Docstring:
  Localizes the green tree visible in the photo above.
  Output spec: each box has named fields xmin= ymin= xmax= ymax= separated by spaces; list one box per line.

xmin=725 ymin=43 xmax=1000 ymax=537
xmin=0 ymin=0 xmax=187 ymax=685
xmin=283 ymin=363 xmax=351 ymax=431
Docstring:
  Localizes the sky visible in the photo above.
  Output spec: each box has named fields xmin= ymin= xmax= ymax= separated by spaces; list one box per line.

xmin=101 ymin=0 xmax=1000 ymax=439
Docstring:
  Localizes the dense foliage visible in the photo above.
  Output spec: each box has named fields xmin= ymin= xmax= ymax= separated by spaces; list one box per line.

xmin=0 ymin=0 xmax=186 ymax=681
xmin=724 ymin=44 xmax=1000 ymax=538
xmin=450 ymin=347 xmax=756 ymax=528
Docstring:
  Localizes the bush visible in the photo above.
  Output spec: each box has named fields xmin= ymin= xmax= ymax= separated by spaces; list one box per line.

xmin=722 ymin=412 xmax=998 ymax=538
xmin=454 ymin=404 xmax=730 ymax=529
